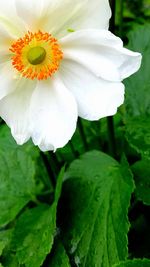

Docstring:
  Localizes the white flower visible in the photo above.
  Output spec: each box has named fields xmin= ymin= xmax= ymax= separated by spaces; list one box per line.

xmin=0 ymin=0 xmax=141 ymax=151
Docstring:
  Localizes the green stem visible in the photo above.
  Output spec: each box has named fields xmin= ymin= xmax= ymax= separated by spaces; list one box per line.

xmin=50 ymin=152 xmax=61 ymax=173
xmin=69 ymin=140 xmax=79 ymax=158
xmin=48 ymin=151 xmax=60 ymax=177
xmin=41 ymin=152 xmax=56 ymax=187
xmin=119 ymin=0 xmax=124 ymax=38
xmin=106 ymin=0 xmax=117 ymax=158
xmin=78 ymin=118 xmax=89 ymax=151
xmin=107 ymin=116 xmax=116 ymax=157
xmin=38 ymin=190 xmax=52 ymax=196
xmin=109 ymin=0 xmax=116 ymax=32
xmin=32 ymin=197 xmax=42 ymax=206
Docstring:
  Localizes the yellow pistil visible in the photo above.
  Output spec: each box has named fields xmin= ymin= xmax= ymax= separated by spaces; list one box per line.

xmin=27 ymin=46 xmax=46 ymax=65
xmin=10 ymin=31 xmax=63 ymax=80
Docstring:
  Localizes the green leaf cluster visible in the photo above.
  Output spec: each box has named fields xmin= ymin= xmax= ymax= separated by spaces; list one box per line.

xmin=0 ymin=127 xmax=149 ymax=266
xmin=123 ymin=24 xmax=150 ymax=208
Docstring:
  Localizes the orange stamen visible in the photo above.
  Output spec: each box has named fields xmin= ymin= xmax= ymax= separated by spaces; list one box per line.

xmin=10 ymin=30 xmax=63 ymax=80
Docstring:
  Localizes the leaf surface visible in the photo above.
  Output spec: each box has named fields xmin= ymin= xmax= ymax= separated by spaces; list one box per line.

xmin=113 ymin=259 xmax=150 ymax=267
xmin=0 ymin=230 xmax=12 ymax=256
xmin=124 ymin=25 xmax=150 ymax=157
xmin=125 ymin=116 xmax=150 ymax=158
xmin=125 ymin=24 xmax=150 ymax=116
xmin=132 ymin=159 xmax=150 ymax=205
xmin=0 ymin=148 xmax=36 ymax=227
xmin=60 ymin=151 xmax=134 ymax=267
xmin=0 ymin=125 xmax=52 ymax=227
xmin=49 ymin=240 xmax=71 ymax=267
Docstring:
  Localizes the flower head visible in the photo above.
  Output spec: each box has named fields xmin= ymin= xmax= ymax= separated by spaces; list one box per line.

xmin=0 ymin=0 xmax=141 ymax=151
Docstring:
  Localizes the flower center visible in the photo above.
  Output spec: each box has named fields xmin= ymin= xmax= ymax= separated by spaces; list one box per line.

xmin=10 ymin=31 xmax=63 ymax=80
xmin=27 ymin=46 xmax=46 ymax=65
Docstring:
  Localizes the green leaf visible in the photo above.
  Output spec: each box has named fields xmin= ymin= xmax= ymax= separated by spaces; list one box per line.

xmin=49 ymin=240 xmax=71 ymax=267
xmin=132 ymin=159 xmax=150 ymax=205
xmin=0 ymin=125 xmax=52 ymax=192
xmin=54 ymin=165 xmax=65 ymax=203
xmin=60 ymin=151 xmax=134 ymax=267
xmin=11 ymin=204 xmax=55 ymax=267
xmin=0 ymin=125 xmax=53 ymax=227
xmin=125 ymin=115 xmax=150 ymax=158
xmin=0 ymin=125 xmax=37 ymax=157
xmin=2 ymin=254 xmax=19 ymax=267
xmin=0 ymin=230 xmax=19 ymax=267
xmin=113 ymin=259 xmax=150 ymax=267
xmin=0 ymin=230 xmax=12 ymax=256
xmin=10 ymin=168 xmax=64 ymax=267
xmin=125 ymin=24 xmax=150 ymax=116
xmin=0 ymin=148 xmax=36 ymax=227
xmin=124 ymin=25 xmax=150 ymax=157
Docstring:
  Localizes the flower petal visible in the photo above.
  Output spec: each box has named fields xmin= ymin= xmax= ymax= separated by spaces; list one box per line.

xmin=0 ymin=62 xmax=22 ymax=100
xmin=0 ymin=14 xmax=23 ymax=64
xmin=30 ymin=77 xmax=78 ymax=151
xmin=60 ymin=29 xmax=142 ymax=82
xmin=0 ymin=24 xmax=15 ymax=50
xmin=15 ymin=0 xmax=111 ymax=37
xmin=0 ymin=0 xmax=16 ymax=17
xmin=0 ymin=1 xmax=26 ymax=37
xmin=0 ymin=78 xmax=36 ymax=144
xmin=15 ymin=0 xmax=44 ymax=31
xmin=58 ymin=60 xmax=124 ymax=120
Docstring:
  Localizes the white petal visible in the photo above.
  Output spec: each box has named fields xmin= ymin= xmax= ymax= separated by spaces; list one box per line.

xmin=15 ymin=0 xmax=44 ymax=31
xmin=0 ymin=27 xmax=14 ymax=63
xmin=0 ymin=1 xmax=26 ymax=37
xmin=60 ymin=29 xmax=142 ymax=82
xmin=58 ymin=60 xmax=124 ymax=120
xmin=0 ymin=62 xmax=21 ymax=100
xmin=0 ymin=0 xmax=16 ymax=17
xmin=0 ymin=78 xmax=36 ymax=144
xmin=15 ymin=0 xmax=111 ymax=37
xmin=0 ymin=25 xmax=15 ymax=50
xmin=30 ymin=76 xmax=78 ymax=151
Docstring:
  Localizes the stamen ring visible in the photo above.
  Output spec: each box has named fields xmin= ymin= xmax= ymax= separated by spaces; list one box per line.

xmin=10 ymin=31 xmax=63 ymax=80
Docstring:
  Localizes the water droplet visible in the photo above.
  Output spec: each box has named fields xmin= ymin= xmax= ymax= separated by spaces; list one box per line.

xmin=94 ymin=186 xmax=102 ymax=201
xmin=70 ymin=243 xmax=77 ymax=254
xmin=74 ymin=256 xmax=80 ymax=266
xmin=94 ymin=175 xmax=100 ymax=180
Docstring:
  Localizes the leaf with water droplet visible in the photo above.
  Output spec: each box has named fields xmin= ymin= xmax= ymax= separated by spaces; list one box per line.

xmin=59 ymin=151 xmax=134 ymax=267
